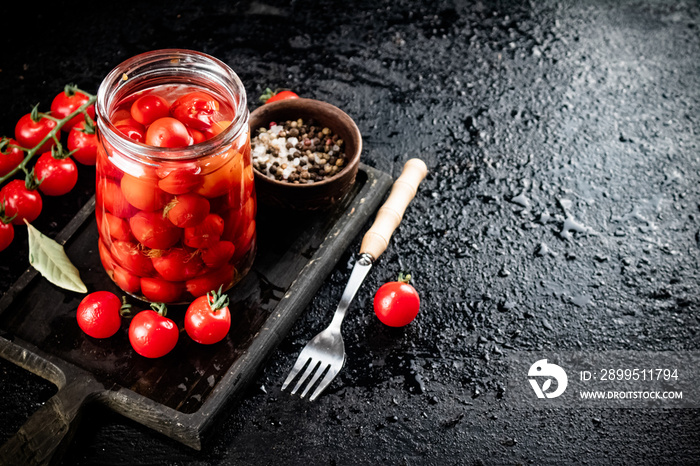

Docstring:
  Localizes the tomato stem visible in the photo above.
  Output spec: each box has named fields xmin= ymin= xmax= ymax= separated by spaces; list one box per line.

xmin=258 ymin=87 xmax=275 ymax=103
xmin=398 ymin=271 xmax=412 ymax=284
xmin=0 ymin=200 xmax=17 ymax=224
xmin=150 ymin=302 xmax=168 ymax=317
xmin=207 ymin=285 xmax=230 ymax=313
xmin=119 ymin=296 xmax=133 ymax=318
xmin=0 ymin=87 xmax=96 ymax=187
xmin=24 ymin=168 xmax=42 ymax=191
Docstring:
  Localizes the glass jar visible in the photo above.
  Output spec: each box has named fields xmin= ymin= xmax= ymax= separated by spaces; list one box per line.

xmin=95 ymin=49 xmax=256 ymax=304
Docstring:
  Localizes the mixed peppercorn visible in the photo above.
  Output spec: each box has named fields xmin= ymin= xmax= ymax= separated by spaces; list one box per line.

xmin=252 ymin=118 xmax=348 ymax=183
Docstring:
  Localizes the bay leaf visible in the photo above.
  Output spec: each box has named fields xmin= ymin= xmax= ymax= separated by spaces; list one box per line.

xmin=25 ymin=220 xmax=87 ymax=293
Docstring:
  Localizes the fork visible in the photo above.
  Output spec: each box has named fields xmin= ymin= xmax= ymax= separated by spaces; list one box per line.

xmin=281 ymin=158 xmax=428 ymax=400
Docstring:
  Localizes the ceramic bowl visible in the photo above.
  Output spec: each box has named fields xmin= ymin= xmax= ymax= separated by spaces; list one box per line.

xmin=249 ymin=98 xmax=362 ymax=211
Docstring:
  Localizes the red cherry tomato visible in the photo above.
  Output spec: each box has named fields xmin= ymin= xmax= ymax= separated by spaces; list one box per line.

xmin=221 ymin=196 xmax=257 ymax=242
xmin=98 ymin=239 xmax=116 ymax=272
xmin=130 ymin=94 xmax=170 ymax=126
xmin=1 ymin=179 xmax=42 ymax=225
xmin=128 ymin=303 xmax=179 ymax=358
xmin=232 ymin=221 xmax=256 ymax=262
xmin=183 ymin=213 xmax=224 ymax=249
xmin=67 ymin=120 xmax=99 ymax=165
xmin=76 ymin=291 xmax=128 ymax=338
xmin=115 ymin=119 xmax=146 ymax=143
xmin=120 ymin=173 xmax=173 ymax=212
xmin=188 ymin=128 xmax=206 ymax=144
xmin=185 ymin=264 xmax=234 ymax=298
xmin=34 ymin=152 xmax=78 ymax=196
xmin=96 ymin=145 xmax=124 ymax=181
xmin=97 ymin=178 xmax=138 ymax=218
xmin=170 ymin=91 xmax=221 ymax=131
xmin=373 ymin=274 xmax=420 ymax=327
xmin=201 ymin=241 xmax=235 ymax=269
xmin=113 ymin=264 xmax=141 ymax=294
xmin=184 ymin=288 xmax=231 ymax=344
xmin=0 ymin=138 xmax=24 ymax=177
xmin=156 ymin=165 xmax=202 ymax=195
xmin=263 ymin=90 xmax=299 ymax=104
xmin=0 ymin=220 xmax=14 ymax=252
xmin=151 ymin=247 xmax=205 ymax=282
xmin=51 ymin=87 xmax=95 ymax=132
xmin=227 ymin=162 xmax=254 ymax=210
xmin=203 ymin=120 xmax=231 ymax=139
xmin=110 ymin=241 xmax=155 ymax=277
xmin=15 ymin=111 xmax=57 ymax=154
xmin=140 ymin=277 xmax=184 ymax=303
xmin=129 ymin=211 xmax=181 ymax=250
xmin=164 ymin=194 xmax=210 ymax=228
xmin=195 ymin=150 xmax=243 ymax=198
xmin=145 ymin=117 xmax=192 ymax=148
xmin=99 ymin=210 xmax=134 ymax=241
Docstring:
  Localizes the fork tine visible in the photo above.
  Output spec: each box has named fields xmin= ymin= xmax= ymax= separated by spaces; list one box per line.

xmin=281 ymin=354 xmax=310 ymax=391
xmin=291 ymin=359 xmax=320 ymax=395
xmin=308 ymin=365 xmax=340 ymax=401
xmin=300 ymin=363 xmax=329 ymax=398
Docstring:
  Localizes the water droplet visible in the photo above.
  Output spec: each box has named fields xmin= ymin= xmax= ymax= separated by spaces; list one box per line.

xmin=571 ymin=295 xmax=592 ymax=307
xmin=560 ymin=216 xmax=591 ymax=240
xmin=511 ymin=193 xmax=531 ymax=209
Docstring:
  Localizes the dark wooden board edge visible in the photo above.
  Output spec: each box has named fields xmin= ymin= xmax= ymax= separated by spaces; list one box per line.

xmin=0 ymin=163 xmax=393 ymax=455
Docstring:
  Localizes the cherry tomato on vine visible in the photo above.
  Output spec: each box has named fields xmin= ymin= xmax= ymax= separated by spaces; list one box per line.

xmin=76 ymin=291 xmax=130 ymax=339
xmin=131 ymin=94 xmax=170 ymax=126
xmin=0 ymin=219 xmax=14 ymax=252
xmin=373 ymin=273 xmax=420 ymax=327
xmin=15 ymin=110 xmax=57 ymax=154
xmin=145 ymin=117 xmax=192 ymax=148
xmin=34 ymin=151 xmax=78 ymax=196
xmin=260 ymin=88 xmax=299 ymax=104
xmin=170 ymin=91 xmax=221 ymax=131
xmin=164 ymin=193 xmax=210 ymax=228
xmin=51 ymin=86 xmax=95 ymax=132
xmin=0 ymin=138 xmax=24 ymax=177
xmin=184 ymin=287 xmax=231 ymax=344
xmin=128 ymin=303 xmax=179 ymax=358
xmin=0 ymin=179 xmax=42 ymax=225
xmin=67 ymin=120 xmax=99 ymax=165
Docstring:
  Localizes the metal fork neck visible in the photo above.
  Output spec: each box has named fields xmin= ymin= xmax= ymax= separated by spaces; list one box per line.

xmin=328 ymin=253 xmax=374 ymax=331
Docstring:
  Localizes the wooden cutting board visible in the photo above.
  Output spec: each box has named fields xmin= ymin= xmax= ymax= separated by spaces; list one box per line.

xmin=0 ymin=164 xmax=392 ymax=466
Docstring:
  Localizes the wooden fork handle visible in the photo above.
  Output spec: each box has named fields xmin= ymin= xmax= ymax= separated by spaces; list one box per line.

xmin=360 ymin=158 xmax=428 ymax=260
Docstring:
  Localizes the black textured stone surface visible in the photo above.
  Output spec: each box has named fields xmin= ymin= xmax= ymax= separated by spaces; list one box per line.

xmin=1 ymin=0 xmax=699 ymax=464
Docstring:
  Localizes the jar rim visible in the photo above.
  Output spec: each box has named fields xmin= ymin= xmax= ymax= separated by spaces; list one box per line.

xmin=96 ymin=48 xmax=249 ymax=162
